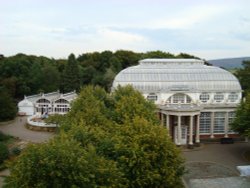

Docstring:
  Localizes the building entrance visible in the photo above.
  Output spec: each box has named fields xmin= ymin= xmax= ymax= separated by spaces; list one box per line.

xmin=174 ymin=125 xmax=187 ymax=145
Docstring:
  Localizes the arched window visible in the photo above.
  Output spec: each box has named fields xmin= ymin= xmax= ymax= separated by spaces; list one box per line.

xmin=36 ymin=98 xmax=50 ymax=103
xmin=200 ymin=93 xmax=210 ymax=103
xmin=228 ymin=93 xmax=238 ymax=102
xmin=55 ymin=99 xmax=69 ymax=104
xmin=167 ymin=93 xmax=192 ymax=104
xmin=214 ymin=93 xmax=224 ymax=102
xmin=147 ymin=93 xmax=157 ymax=102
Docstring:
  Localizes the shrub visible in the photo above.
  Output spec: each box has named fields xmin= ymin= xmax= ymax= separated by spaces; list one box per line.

xmin=0 ymin=143 xmax=9 ymax=164
xmin=11 ymin=147 xmax=21 ymax=156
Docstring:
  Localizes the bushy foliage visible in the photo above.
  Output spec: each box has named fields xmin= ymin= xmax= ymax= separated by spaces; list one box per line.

xmin=0 ymin=143 xmax=9 ymax=164
xmin=5 ymin=138 xmax=126 ymax=188
xmin=111 ymin=117 xmax=184 ymax=188
xmin=0 ymin=89 xmax=17 ymax=121
xmin=63 ymin=54 xmax=80 ymax=92
xmin=231 ymin=93 xmax=250 ymax=137
xmin=236 ymin=60 xmax=250 ymax=93
xmin=0 ymin=131 xmax=12 ymax=142
xmin=112 ymin=85 xmax=159 ymax=124
xmin=10 ymin=147 xmax=21 ymax=156
xmin=6 ymin=85 xmax=185 ymax=187
xmin=0 ymin=51 xmax=199 ymax=100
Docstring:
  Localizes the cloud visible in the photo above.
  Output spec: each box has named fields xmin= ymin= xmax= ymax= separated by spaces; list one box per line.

xmin=97 ymin=27 xmax=146 ymax=43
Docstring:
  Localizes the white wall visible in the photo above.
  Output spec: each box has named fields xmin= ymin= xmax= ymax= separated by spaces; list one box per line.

xmin=18 ymin=106 xmax=35 ymax=116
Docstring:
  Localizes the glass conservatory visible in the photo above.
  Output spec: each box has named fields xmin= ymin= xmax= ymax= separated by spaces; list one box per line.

xmin=18 ymin=91 xmax=77 ymax=116
xmin=112 ymin=59 xmax=242 ymax=147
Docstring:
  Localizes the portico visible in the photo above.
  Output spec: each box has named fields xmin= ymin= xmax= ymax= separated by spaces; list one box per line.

xmin=159 ymin=104 xmax=202 ymax=148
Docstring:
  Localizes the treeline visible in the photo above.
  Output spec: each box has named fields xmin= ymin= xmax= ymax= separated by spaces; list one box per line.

xmin=0 ymin=50 xmax=198 ymax=121
xmin=0 ymin=50 xmax=199 ymax=100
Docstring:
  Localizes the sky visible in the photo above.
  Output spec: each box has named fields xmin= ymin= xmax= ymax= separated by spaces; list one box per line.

xmin=1 ymin=0 xmax=250 ymax=60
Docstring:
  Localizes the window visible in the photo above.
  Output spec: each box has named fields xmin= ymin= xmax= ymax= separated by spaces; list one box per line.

xmin=167 ymin=93 xmax=192 ymax=104
xmin=214 ymin=112 xmax=225 ymax=133
xmin=200 ymin=93 xmax=210 ymax=103
xmin=228 ymin=93 xmax=238 ymax=102
xmin=181 ymin=127 xmax=186 ymax=139
xmin=147 ymin=93 xmax=157 ymax=102
xmin=214 ymin=93 xmax=224 ymax=102
xmin=186 ymin=96 xmax=192 ymax=103
xmin=200 ymin=112 xmax=211 ymax=133
xmin=37 ymin=98 xmax=50 ymax=103
xmin=228 ymin=112 xmax=236 ymax=133
xmin=55 ymin=99 xmax=69 ymax=104
xmin=173 ymin=94 xmax=185 ymax=103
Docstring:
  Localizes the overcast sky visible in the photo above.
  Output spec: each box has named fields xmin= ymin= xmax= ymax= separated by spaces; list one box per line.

xmin=1 ymin=0 xmax=250 ymax=60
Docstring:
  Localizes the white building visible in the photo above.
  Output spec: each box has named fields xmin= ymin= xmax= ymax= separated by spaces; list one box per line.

xmin=112 ymin=59 xmax=242 ymax=147
xmin=18 ymin=91 xmax=77 ymax=116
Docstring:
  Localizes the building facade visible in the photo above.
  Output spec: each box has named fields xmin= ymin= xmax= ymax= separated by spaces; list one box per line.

xmin=18 ymin=91 xmax=77 ymax=116
xmin=112 ymin=59 xmax=242 ymax=147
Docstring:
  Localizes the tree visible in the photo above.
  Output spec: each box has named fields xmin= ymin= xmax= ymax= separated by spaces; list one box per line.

xmin=142 ymin=51 xmax=175 ymax=59
xmin=113 ymin=117 xmax=184 ymax=188
xmin=5 ymin=137 xmax=126 ymax=188
xmin=65 ymin=85 xmax=184 ymax=187
xmin=7 ymin=85 xmax=185 ymax=187
xmin=112 ymin=85 xmax=159 ymax=124
xmin=0 ymin=88 xmax=17 ymax=121
xmin=63 ymin=54 xmax=80 ymax=92
xmin=231 ymin=93 xmax=250 ymax=137
xmin=236 ymin=60 xmax=250 ymax=93
xmin=0 ymin=142 xmax=9 ymax=164
xmin=41 ymin=64 xmax=60 ymax=92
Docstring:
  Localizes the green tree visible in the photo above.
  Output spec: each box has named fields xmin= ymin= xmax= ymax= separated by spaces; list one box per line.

xmin=64 ymin=85 xmax=111 ymax=128
xmin=142 ymin=50 xmax=175 ymax=59
xmin=66 ymin=85 xmax=183 ymax=187
xmin=63 ymin=54 xmax=80 ymax=92
xmin=0 ymin=88 xmax=17 ymax=121
xmin=236 ymin=60 xmax=250 ymax=93
xmin=41 ymin=64 xmax=60 ymax=92
xmin=113 ymin=117 xmax=184 ymax=188
xmin=0 ymin=143 xmax=9 ymax=164
xmin=6 ymin=85 xmax=185 ymax=187
xmin=114 ymin=50 xmax=141 ymax=69
xmin=5 ymin=137 xmax=126 ymax=188
xmin=231 ymin=93 xmax=250 ymax=137
xmin=112 ymin=85 xmax=159 ymax=124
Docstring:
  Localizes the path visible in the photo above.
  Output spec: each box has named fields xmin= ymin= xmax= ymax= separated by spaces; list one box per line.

xmin=182 ymin=142 xmax=250 ymax=187
xmin=0 ymin=116 xmax=54 ymax=143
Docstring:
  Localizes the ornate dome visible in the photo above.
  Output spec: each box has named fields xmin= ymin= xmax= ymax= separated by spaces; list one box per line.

xmin=112 ymin=59 xmax=241 ymax=92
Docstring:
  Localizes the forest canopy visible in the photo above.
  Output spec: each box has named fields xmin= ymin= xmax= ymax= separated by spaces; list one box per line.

xmin=0 ymin=50 xmax=200 ymax=101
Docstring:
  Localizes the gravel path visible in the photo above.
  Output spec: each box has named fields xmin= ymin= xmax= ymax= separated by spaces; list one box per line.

xmin=0 ymin=116 xmax=54 ymax=143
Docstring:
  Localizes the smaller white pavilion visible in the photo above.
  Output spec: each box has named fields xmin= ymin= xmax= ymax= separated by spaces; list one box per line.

xmin=18 ymin=91 xmax=77 ymax=116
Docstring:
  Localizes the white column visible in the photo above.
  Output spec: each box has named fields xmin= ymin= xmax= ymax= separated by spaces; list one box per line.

xmin=166 ymin=114 xmax=170 ymax=130
xmin=177 ymin=115 xmax=181 ymax=145
xmin=189 ymin=115 xmax=194 ymax=145
xmin=210 ymin=112 xmax=214 ymax=138
xmin=196 ymin=114 xmax=200 ymax=143
xmin=224 ymin=112 xmax=229 ymax=138
xmin=161 ymin=113 xmax=164 ymax=126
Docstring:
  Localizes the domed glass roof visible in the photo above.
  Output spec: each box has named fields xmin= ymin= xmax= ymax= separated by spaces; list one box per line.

xmin=112 ymin=59 xmax=241 ymax=92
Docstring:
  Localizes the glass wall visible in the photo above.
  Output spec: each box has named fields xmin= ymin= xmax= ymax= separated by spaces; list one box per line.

xmin=200 ymin=112 xmax=211 ymax=133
